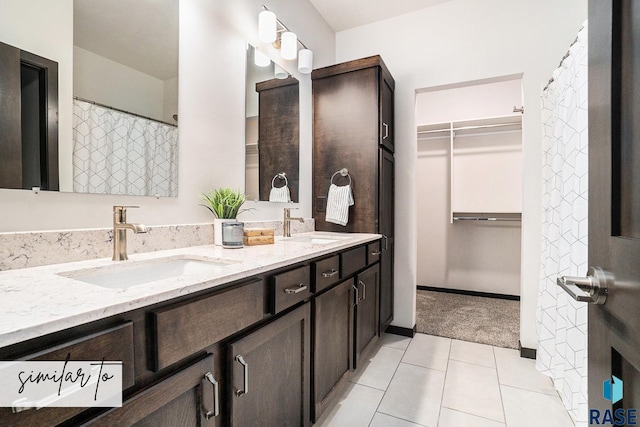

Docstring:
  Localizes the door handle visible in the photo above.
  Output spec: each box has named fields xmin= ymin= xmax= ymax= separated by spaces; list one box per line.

xmin=322 ymin=269 xmax=339 ymax=278
xmin=352 ymin=283 xmax=359 ymax=307
xmin=382 ymin=122 xmax=389 ymax=140
xmin=358 ymin=280 xmax=366 ymax=301
xmin=203 ymin=372 xmax=219 ymax=419
xmin=284 ymin=283 xmax=307 ymax=294
xmin=235 ymin=355 xmax=249 ymax=396
xmin=557 ymin=266 xmax=611 ymax=305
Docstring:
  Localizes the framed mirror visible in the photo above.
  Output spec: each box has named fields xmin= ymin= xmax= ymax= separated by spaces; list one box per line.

xmin=245 ymin=44 xmax=299 ymax=203
xmin=0 ymin=0 xmax=179 ymax=197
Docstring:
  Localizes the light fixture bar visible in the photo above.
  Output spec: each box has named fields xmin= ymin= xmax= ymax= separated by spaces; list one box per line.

xmin=261 ymin=5 xmax=308 ymax=50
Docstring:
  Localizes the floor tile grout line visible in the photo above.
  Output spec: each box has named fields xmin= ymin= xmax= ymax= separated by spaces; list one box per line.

xmin=448 ymin=356 xmax=496 ymax=369
xmin=375 ymin=408 xmax=429 ymax=427
xmin=435 ymin=339 xmax=453 ymax=426
xmin=399 ymin=360 xmax=449 ymax=372
xmin=367 ymin=337 xmax=410 ymax=427
xmin=493 ymin=345 xmax=509 ymax=425
xmin=440 ymin=405 xmax=507 ymax=426
xmin=499 ymin=382 xmax=563 ymax=398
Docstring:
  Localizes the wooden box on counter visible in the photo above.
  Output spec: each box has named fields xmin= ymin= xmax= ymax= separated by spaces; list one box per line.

xmin=243 ymin=227 xmax=275 ymax=245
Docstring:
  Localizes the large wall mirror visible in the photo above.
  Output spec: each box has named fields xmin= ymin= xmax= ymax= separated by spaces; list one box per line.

xmin=0 ymin=0 xmax=179 ymax=197
xmin=245 ymin=44 xmax=299 ymax=203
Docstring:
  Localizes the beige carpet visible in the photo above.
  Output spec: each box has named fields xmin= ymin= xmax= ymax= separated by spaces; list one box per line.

xmin=415 ymin=290 xmax=519 ymax=349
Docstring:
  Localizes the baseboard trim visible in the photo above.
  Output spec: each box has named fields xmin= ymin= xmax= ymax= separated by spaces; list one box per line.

xmin=519 ymin=341 xmax=537 ymax=359
xmin=385 ymin=324 xmax=416 ymax=338
xmin=417 ymin=285 xmax=520 ymax=301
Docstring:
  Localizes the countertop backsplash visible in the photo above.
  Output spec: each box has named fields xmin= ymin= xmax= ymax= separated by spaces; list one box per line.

xmin=0 ymin=219 xmax=314 ymax=271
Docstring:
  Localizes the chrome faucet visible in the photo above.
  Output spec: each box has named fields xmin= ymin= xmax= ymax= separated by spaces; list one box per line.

xmin=113 ymin=206 xmax=148 ymax=261
xmin=283 ymin=208 xmax=304 ymax=238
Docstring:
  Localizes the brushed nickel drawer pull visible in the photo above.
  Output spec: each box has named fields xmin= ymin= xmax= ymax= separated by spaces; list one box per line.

xmin=235 ymin=355 xmax=248 ymax=396
xmin=358 ymin=280 xmax=366 ymax=301
xmin=284 ymin=283 xmax=308 ymax=294
xmin=370 ymin=250 xmax=381 ymax=256
xmin=203 ymin=371 xmax=220 ymax=418
xmin=322 ymin=269 xmax=339 ymax=278
xmin=352 ymin=283 xmax=359 ymax=307
xmin=383 ymin=122 xmax=389 ymax=139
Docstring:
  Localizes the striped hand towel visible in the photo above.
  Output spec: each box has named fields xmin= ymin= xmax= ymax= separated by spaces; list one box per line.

xmin=269 ymin=185 xmax=291 ymax=203
xmin=325 ymin=184 xmax=354 ymax=226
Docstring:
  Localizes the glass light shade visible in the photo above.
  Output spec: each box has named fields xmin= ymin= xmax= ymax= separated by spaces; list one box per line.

xmin=280 ymin=31 xmax=297 ymax=60
xmin=274 ymin=63 xmax=288 ymax=79
xmin=258 ymin=11 xmax=277 ymax=43
xmin=254 ymin=49 xmax=271 ymax=67
xmin=297 ymin=49 xmax=313 ymax=74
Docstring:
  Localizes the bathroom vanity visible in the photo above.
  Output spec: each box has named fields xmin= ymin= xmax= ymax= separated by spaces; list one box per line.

xmin=0 ymin=232 xmax=382 ymax=426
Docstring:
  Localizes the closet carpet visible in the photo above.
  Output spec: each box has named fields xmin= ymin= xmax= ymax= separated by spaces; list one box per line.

xmin=415 ymin=289 xmax=519 ymax=349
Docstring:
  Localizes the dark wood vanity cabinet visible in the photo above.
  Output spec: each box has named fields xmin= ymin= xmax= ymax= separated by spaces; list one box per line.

xmin=82 ymin=354 xmax=219 ymax=427
xmin=312 ymin=279 xmax=354 ymax=421
xmin=0 ymin=240 xmax=382 ymax=427
xmin=228 ymin=303 xmax=311 ymax=427
xmin=256 ymin=77 xmax=300 ymax=202
xmin=354 ymin=264 xmax=380 ymax=366
xmin=312 ymin=55 xmax=395 ymax=335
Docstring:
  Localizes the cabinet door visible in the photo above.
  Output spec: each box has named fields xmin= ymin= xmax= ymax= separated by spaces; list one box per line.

xmin=84 ymin=354 xmax=220 ymax=427
xmin=312 ymin=67 xmax=379 ymax=234
xmin=229 ymin=303 xmax=311 ymax=427
xmin=355 ymin=264 xmax=380 ymax=366
xmin=313 ymin=279 xmax=354 ymax=421
xmin=380 ymin=73 xmax=394 ymax=153
xmin=0 ymin=41 xmax=22 ymax=189
xmin=379 ymin=149 xmax=395 ymax=331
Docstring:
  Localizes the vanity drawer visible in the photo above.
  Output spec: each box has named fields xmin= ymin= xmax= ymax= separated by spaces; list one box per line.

xmin=272 ymin=265 xmax=311 ymax=314
xmin=0 ymin=323 xmax=135 ymax=427
xmin=367 ymin=241 xmax=381 ymax=265
xmin=151 ymin=278 xmax=264 ymax=371
xmin=313 ymin=255 xmax=340 ymax=293
xmin=341 ymin=245 xmax=367 ymax=277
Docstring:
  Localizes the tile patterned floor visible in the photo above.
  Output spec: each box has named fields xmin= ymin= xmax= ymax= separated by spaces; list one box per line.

xmin=316 ymin=333 xmax=576 ymax=427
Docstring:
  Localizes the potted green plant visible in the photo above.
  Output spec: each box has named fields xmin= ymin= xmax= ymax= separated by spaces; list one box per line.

xmin=200 ymin=188 xmax=246 ymax=246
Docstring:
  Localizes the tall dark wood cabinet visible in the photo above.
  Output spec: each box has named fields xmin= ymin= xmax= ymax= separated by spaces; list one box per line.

xmin=312 ymin=55 xmax=395 ymax=333
xmin=256 ymin=76 xmax=299 ymax=202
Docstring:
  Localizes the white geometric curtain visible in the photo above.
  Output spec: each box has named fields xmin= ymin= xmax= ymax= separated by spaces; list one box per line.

xmin=73 ymin=99 xmax=179 ymax=197
xmin=536 ymin=22 xmax=588 ymax=427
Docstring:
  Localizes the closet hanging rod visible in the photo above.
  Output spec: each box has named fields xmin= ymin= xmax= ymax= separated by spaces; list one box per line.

xmin=453 ymin=216 xmax=522 ymax=222
xmin=73 ymin=96 xmax=178 ymax=128
xmin=417 ymin=122 xmax=520 ymax=135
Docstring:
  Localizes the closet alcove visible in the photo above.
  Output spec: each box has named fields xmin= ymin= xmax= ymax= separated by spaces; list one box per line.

xmin=416 ymin=77 xmax=523 ymax=297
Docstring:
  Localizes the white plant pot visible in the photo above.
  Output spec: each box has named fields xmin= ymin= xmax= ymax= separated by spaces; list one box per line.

xmin=214 ymin=218 xmax=235 ymax=246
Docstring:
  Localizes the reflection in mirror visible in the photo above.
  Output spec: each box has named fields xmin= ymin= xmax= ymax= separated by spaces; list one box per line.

xmin=72 ymin=0 xmax=179 ymax=197
xmin=245 ymin=44 xmax=299 ymax=203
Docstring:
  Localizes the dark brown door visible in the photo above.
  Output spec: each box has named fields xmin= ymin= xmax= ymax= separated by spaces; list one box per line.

xmin=312 ymin=279 xmax=354 ymax=421
xmin=380 ymin=75 xmax=394 ymax=153
xmin=588 ymin=0 xmax=640 ymax=418
xmin=379 ymin=149 xmax=394 ymax=332
xmin=354 ymin=264 xmax=379 ymax=367
xmin=228 ymin=303 xmax=311 ymax=427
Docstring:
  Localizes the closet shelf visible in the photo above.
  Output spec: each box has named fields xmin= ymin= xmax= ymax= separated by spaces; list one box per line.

xmin=417 ymin=114 xmax=522 ymax=139
xmin=452 ymin=212 xmax=522 ymax=222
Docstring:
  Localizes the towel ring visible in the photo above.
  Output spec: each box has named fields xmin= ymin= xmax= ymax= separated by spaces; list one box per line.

xmin=271 ymin=172 xmax=288 ymax=188
xmin=330 ymin=168 xmax=352 ymax=186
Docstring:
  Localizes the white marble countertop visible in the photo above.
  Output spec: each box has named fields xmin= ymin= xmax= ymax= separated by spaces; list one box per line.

xmin=0 ymin=232 xmax=379 ymax=348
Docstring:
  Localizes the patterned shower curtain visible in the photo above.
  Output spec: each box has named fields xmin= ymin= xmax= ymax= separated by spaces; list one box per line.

xmin=72 ymin=99 xmax=179 ymax=197
xmin=536 ymin=22 xmax=588 ymax=427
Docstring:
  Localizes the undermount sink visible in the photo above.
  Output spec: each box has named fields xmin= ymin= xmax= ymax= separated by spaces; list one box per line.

xmin=59 ymin=256 xmax=237 ymax=289
xmin=285 ymin=234 xmax=349 ymax=245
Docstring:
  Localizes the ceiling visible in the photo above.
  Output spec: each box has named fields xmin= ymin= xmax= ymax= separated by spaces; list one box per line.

xmin=74 ymin=0 xmax=178 ymax=81
xmin=309 ymin=0 xmax=454 ymax=32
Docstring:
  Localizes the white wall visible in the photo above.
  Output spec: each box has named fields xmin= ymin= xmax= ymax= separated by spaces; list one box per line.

xmin=74 ymin=46 xmax=166 ymax=121
xmin=336 ymin=0 xmax=587 ymax=348
xmin=0 ymin=0 xmax=334 ymax=232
